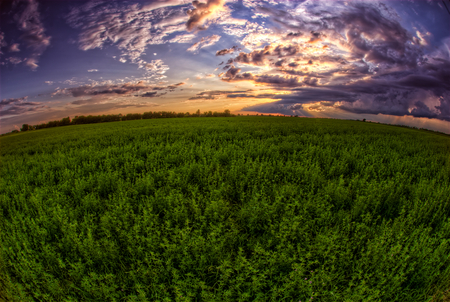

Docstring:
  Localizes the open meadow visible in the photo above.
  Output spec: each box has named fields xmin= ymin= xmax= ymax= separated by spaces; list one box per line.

xmin=0 ymin=116 xmax=450 ymax=302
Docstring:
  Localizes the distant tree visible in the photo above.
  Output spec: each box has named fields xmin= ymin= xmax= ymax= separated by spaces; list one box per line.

xmin=20 ymin=124 xmax=30 ymax=131
xmin=61 ymin=117 xmax=71 ymax=126
xmin=224 ymin=109 xmax=231 ymax=117
xmin=363 ymin=119 xmax=366 ymax=122
xmin=196 ymin=109 xmax=201 ymax=117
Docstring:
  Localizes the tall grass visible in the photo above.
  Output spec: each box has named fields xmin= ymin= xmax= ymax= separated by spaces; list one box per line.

xmin=0 ymin=117 xmax=449 ymax=301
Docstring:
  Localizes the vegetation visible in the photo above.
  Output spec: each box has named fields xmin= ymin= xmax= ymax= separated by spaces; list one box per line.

xmin=0 ymin=116 xmax=449 ymax=301
xmin=1 ymin=110 xmax=234 ymax=136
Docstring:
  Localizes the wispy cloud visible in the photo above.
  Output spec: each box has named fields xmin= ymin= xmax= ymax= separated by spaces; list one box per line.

xmin=0 ymin=96 xmax=44 ymax=117
xmin=13 ymin=0 xmax=51 ymax=70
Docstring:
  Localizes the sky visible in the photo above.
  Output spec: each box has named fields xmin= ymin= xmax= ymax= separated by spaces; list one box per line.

xmin=1 ymin=0 xmax=450 ymax=134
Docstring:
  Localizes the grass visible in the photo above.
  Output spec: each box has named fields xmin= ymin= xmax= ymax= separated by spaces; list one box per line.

xmin=0 ymin=116 xmax=449 ymax=301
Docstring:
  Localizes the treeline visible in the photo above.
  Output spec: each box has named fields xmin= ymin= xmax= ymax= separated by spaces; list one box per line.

xmin=10 ymin=109 xmax=234 ymax=134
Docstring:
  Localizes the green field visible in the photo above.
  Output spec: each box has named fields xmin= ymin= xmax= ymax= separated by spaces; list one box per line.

xmin=1 ymin=116 xmax=449 ymax=301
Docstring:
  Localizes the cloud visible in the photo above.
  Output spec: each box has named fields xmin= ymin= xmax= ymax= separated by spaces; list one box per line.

xmin=189 ymin=95 xmax=216 ymax=100
xmin=0 ymin=96 xmax=44 ymax=117
xmin=70 ymin=97 xmax=156 ymax=109
xmin=254 ymin=75 xmax=303 ymax=87
xmin=241 ymin=102 xmax=311 ymax=116
xmin=0 ymin=105 xmax=46 ymax=116
xmin=186 ymin=0 xmax=226 ymax=31
xmin=188 ymin=89 xmax=252 ymax=100
xmin=56 ymin=81 xmax=185 ymax=98
xmin=196 ymin=73 xmax=215 ymax=79
xmin=88 ymin=69 xmax=98 ymax=72
xmin=216 ymin=46 xmax=239 ymax=56
xmin=259 ymin=2 xmax=422 ymax=68
xmin=13 ymin=0 xmax=51 ymax=70
xmin=70 ymin=98 xmax=94 ymax=105
xmin=143 ymin=60 xmax=170 ymax=79
xmin=45 ymin=81 xmax=54 ymax=85
xmin=0 ymin=32 xmax=6 ymax=53
xmin=5 ymin=57 xmax=22 ymax=64
xmin=1 ymin=97 xmax=29 ymax=107
xmin=187 ymin=35 xmax=221 ymax=52
xmin=9 ymin=43 xmax=20 ymax=52
xmin=233 ymin=45 xmax=272 ymax=66
xmin=207 ymin=1 xmax=450 ymax=122
xmin=63 ymin=82 xmax=151 ymax=97
xmin=66 ymin=0 xmax=189 ymax=71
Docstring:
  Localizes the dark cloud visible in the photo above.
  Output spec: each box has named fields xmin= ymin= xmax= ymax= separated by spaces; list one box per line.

xmin=13 ymin=0 xmax=51 ymax=70
xmin=0 ymin=105 xmax=46 ymax=116
xmin=308 ymin=31 xmax=323 ymax=43
xmin=0 ymin=96 xmax=40 ymax=107
xmin=272 ymin=44 xmax=299 ymax=57
xmin=0 ymin=97 xmax=27 ymax=106
xmin=255 ymin=75 xmax=303 ymax=87
xmin=233 ymin=45 xmax=272 ymax=65
xmin=60 ymin=82 xmax=186 ymax=98
xmin=285 ymin=32 xmax=302 ymax=39
xmin=140 ymin=92 xmax=158 ymax=97
xmin=222 ymin=67 xmax=241 ymax=79
xmin=241 ymin=102 xmax=312 ymax=117
xmin=0 ymin=96 xmax=44 ymax=117
xmin=166 ymin=82 xmax=186 ymax=90
xmin=188 ymin=89 xmax=253 ymax=100
xmin=216 ymin=46 xmax=240 ymax=56
xmin=71 ymin=99 xmax=94 ymax=105
xmin=67 ymin=84 xmax=146 ymax=97
xmin=397 ymin=75 xmax=443 ymax=89
xmin=189 ymin=95 xmax=215 ymax=100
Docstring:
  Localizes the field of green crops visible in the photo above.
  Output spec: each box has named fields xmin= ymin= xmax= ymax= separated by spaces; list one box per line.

xmin=1 ymin=116 xmax=450 ymax=302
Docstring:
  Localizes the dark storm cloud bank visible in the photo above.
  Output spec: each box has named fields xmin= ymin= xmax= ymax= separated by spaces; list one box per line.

xmin=237 ymin=74 xmax=450 ymax=121
xmin=219 ymin=2 xmax=450 ymax=121
xmin=230 ymin=58 xmax=450 ymax=120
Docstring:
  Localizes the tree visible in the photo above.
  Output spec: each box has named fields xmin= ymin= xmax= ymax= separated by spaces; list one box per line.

xmin=20 ymin=124 xmax=30 ymax=131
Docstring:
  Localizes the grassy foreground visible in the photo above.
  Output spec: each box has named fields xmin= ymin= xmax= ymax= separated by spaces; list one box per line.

xmin=0 ymin=116 xmax=450 ymax=302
